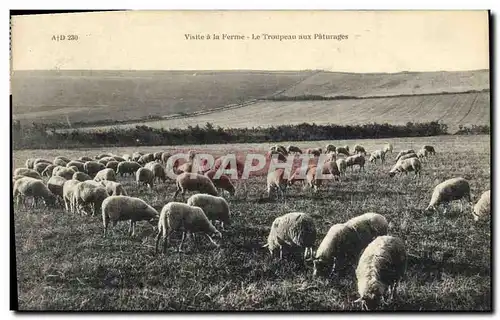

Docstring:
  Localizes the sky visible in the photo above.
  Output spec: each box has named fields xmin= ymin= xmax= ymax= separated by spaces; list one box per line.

xmin=11 ymin=10 xmax=489 ymax=72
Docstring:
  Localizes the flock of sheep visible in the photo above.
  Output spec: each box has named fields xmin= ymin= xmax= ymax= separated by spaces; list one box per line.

xmin=12 ymin=142 xmax=491 ymax=310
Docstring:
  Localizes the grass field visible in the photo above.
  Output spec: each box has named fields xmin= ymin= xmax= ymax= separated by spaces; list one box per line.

xmin=13 ymin=135 xmax=491 ymax=311
xmin=73 ymin=91 xmax=490 ymax=134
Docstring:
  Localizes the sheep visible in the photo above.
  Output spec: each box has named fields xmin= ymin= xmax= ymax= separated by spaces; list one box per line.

xmin=112 ymin=155 xmax=126 ymax=162
xmin=161 ymin=152 xmax=172 ymax=165
xmin=25 ymin=158 xmax=36 ymax=169
xmin=94 ymin=168 xmax=117 ymax=182
xmin=322 ymin=160 xmax=341 ymax=182
xmin=173 ymin=172 xmax=218 ymax=201
xmin=472 ymin=190 xmax=490 ymax=222
xmin=47 ymin=176 xmax=67 ymax=203
xmin=97 ymin=157 xmax=114 ymax=166
xmin=41 ymin=164 xmax=57 ymax=177
xmin=270 ymin=145 xmax=288 ymax=155
xmin=84 ymin=161 xmax=106 ymax=177
xmin=100 ymin=180 xmax=128 ymax=196
xmin=369 ymin=150 xmax=386 ymax=164
xmin=138 ymin=153 xmax=155 ymax=165
xmin=72 ymin=171 xmax=92 ymax=182
xmin=336 ymin=147 xmax=350 ymax=156
xmin=105 ymin=160 xmax=120 ymax=172
xmin=398 ymin=152 xmax=418 ymax=162
xmin=423 ymin=145 xmax=436 ymax=155
xmin=69 ymin=165 xmax=80 ymax=172
xmin=264 ymin=212 xmax=317 ymax=261
xmin=268 ymin=150 xmax=288 ymax=163
xmin=153 ymin=151 xmax=163 ymax=162
xmin=33 ymin=162 xmax=51 ymax=174
xmin=306 ymin=148 xmax=322 ymax=157
xmin=78 ymin=156 xmax=94 ymax=162
xmin=66 ymin=160 xmax=85 ymax=172
xmin=51 ymin=166 xmax=66 ymax=176
xmin=389 ymin=158 xmax=421 ymax=178
xmin=187 ymin=194 xmax=231 ymax=230
xmin=73 ymin=181 xmax=109 ymax=216
xmin=33 ymin=158 xmax=52 ymax=166
xmin=136 ymin=167 xmax=155 ymax=188
xmin=303 ymin=166 xmax=323 ymax=193
xmin=132 ymin=152 xmax=144 ymax=162
xmin=54 ymin=155 xmax=71 ymax=162
xmin=212 ymin=156 xmax=247 ymax=197
xmin=204 ymin=170 xmax=236 ymax=196
xmin=345 ymin=154 xmax=366 ymax=172
xmin=425 ymin=177 xmax=472 ymax=213
xmin=14 ymin=168 xmax=42 ymax=180
xmin=155 ymin=202 xmax=222 ymax=254
xmin=122 ymin=154 xmax=132 ymax=162
xmin=286 ymin=145 xmax=303 ymax=154
xmin=325 ymin=144 xmax=336 ymax=154
xmin=355 ymin=236 xmax=407 ymax=310
xmin=53 ymin=158 xmax=69 ymax=167
xmin=395 ymin=149 xmax=415 ymax=161
xmin=383 ymin=143 xmax=393 ymax=154
xmin=116 ymin=161 xmax=142 ymax=177
xmin=13 ymin=177 xmax=56 ymax=208
xmin=354 ymin=144 xmax=367 ymax=155
xmin=266 ymin=168 xmax=288 ymax=201
xmin=148 ymin=162 xmax=167 ymax=183
xmin=53 ymin=167 xmax=76 ymax=180
xmin=313 ymin=213 xmax=388 ymax=277
xmin=417 ymin=148 xmax=428 ymax=160
xmin=101 ymin=195 xmax=159 ymax=237
xmin=62 ymin=179 xmax=81 ymax=213
xmin=95 ymin=153 xmax=113 ymax=160
xmin=336 ymin=158 xmax=347 ymax=176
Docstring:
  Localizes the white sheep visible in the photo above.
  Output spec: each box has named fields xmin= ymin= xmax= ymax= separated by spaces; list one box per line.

xmin=286 ymin=145 xmax=303 ymax=154
xmin=306 ymin=148 xmax=322 ymax=157
xmin=84 ymin=161 xmax=106 ymax=177
xmin=100 ymin=180 xmax=128 ymax=196
xmin=369 ymin=150 xmax=386 ymax=164
xmin=132 ymin=152 xmax=144 ymax=162
xmin=173 ymin=172 xmax=218 ymax=201
xmin=94 ymin=168 xmax=117 ymax=182
xmin=398 ymin=152 xmax=418 ymax=162
xmin=41 ymin=164 xmax=58 ymax=177
xmin=395 ymin=149 xmax=415 ymax=161
xmin=426 ymin=177 xmax=472 ymax=214
xmin=355 ymin=235 xmax=407 ymax=310
xmin=53 ymin=158 xmax=69 ymax=167
xmin=116 ymin=161 xmax=142 ymax=177
xmin=354 ymin=144 xmax=367 ymax=155
xmin=66 ymin=160 xmax=85 ymax=172
xmin=148 ymin=162 xmax=167 ymax=183
xmin=54 ymin=156 xmax=71 ymax=163
xmin=62 ymin=179 xmax=81 ymax=213
xmin=266 ymin=168 xmax=288 ymax=201
xmin=95 ymin=153 xmax=113 ymax=160
xmin=160 ymin=152 xmax=172 ymax=165
xmin=73 ymin=181 xmax=109 ymax=216
xmin=47 ymin=176 xmax=67 ymax=203
xmin=155 ymin=202 xmax=222 ymax=254
xmin=105 ymin=161 xmax=120 ymax=172
xmin=472 ymin=190 xmax=490 ymax=222
xmin=313 ymin=212 xmax=388 ymax=277
xmin=423 ymin=145 xmax=436 ymax=155
xmin=138 ymin=153 xmax=155 ymax=165
xmin=72 ymin=171 xmax=92 ymax=182
xmin=336 ymin=147 xmax=350 ymax=157
xmin=33 ymin=158 xmax=52 ymax=166
xmin=13 ymin=177 xmax=56 ymax=208
xmin=346 ymin=154 xmax=365 ymax=172
xmin=122 ymin=154 xmax=132 ymax=162
xmin=53 ymin=167 xmax=76 ymax=180
xmin=78 ymin=156 xmax=94 ymax=162
xmin=136 ymin=167 xmax=155 ymax=188
xmin=187 ymin=194 xmax=231 ymax=230
xmin=34 ymin=162 xmax=51 ymax=174
xmin=25 ymin=158 xmax=36 ymax=169
xmin=324 ymin=144 xmax=336 ymax=154
xmin=388 ymin=158 xmax=421 ymax=178
xmin=13 ymin=168 xmax=42 ymax=180
xmin=417 ymin=148 xmax=428 ymax=160
xmin=101 ymin=195 xmax=159 ymax=237
xmin=336 ymin=159 xmax=347 ymax=176
xmin=322 ymin=160 xmax=341 ymax=182
xmin=264 ymin=212 xmax=317 ymax=261
xmin=383 ymin=143 xmax=393 ymax=154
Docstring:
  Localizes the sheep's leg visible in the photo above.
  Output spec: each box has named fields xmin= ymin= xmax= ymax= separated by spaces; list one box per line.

xmin=279 ymin=246 xmax=283 ymax=260
xmin=173 ymin=187 xmax=180 ymax=200
xmin=163 ymin=229 xmax=173 ymax=254
xmin=178 ymin=232 xmax=186 ymax=253
xmin=205 ymin=233 xmax=219 ymax=248
xmin=128 ymin=220 xmax=135 ymax=237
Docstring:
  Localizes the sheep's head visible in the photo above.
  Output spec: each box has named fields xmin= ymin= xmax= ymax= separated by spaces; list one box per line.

xmin=44 ymin=194 xmax=57 ymax=208
xmin=355 ymin=287 xmax=383 ymax=311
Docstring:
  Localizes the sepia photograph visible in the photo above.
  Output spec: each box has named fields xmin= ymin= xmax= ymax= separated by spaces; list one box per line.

xmin=10 ymin=10 xmax=491 ymax=311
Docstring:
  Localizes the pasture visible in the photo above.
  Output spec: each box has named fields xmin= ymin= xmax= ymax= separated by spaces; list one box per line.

xmin=13 ymin=135 xmax=491 ymax=310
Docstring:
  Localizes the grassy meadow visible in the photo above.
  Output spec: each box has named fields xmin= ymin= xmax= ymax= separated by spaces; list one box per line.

xmin=13 ymin=135 xmax=491 ymax=311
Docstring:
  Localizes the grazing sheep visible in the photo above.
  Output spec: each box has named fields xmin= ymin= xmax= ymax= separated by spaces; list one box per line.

xmin=69 ymin=165 xmax=80 ymax=172
xmin=149 ymin=162 xmax=167 ymax=183
xmin=72 ymin=171 xmax=92 ymax=182
xmin=62 ymin=179 xmax=81 ymax=213
xmin=97 ymin=157 xmax=113 ymax=166
xmin=270 ymin=145 xmax=288 ymax=156
xmin=212 ymin=156 xmax=247 ymax=197
xmin=355 ymin=236 xmax=407 ymax=310
xmin=286 ymin=145 xmax=303 ymax=154
xmin=132 ymin=152 xmax=144 ymax=162
xmin=100 ymin=180 xmax=128 ymax=196
xmin=417 ymin=148 xmax=428 ymax=160
xmin=398 ymin=152 xmax=418 ymax=162
xmin=47 ymin=176 xmax=67 ymax=203
xmin=33 ymin=158 xmax=52 ymax=166
xmin=66 ymin=160 xmax=85 ymax=172
xmin=122 ymin=154 xmax=132 ymax=162
xmin=41 ymin=164 xmax=57 ymax=177
xmin=472 ymin=190 xmax=490 ymax=222
xmin=116 ymin=161 xmax=142 ymax=177
xmin=389 ymin=158 xmax=421 ymax=178
xmin=84 ymin=161 xmax=106 ymax=177
xmin=383 ymin=143 xmax=393 ymax=154
xmin=155 ymin=202 xmax=222 ymax=254
xmin=154 ymin=152 xmax=163 ymax=162
xmin=173 ymin=172 xmax=218 ymax=201
xmin=161 ymin=152 xmax=172 ymax=165
xmin=322 ymin=160 xmax=341 ymax=182
xmin=53 ymin=158 xmax=69 ymax=167
xmin=306 ymin=148 xmax=322 ymax=157
xmin=268 ymin=150 xmax=288 ymax=163
xmin=136 ymin=167 xmax=155 ymax=188
xmin=395 ymin=149 xmax=415 ymax=161
xmin=73 ymin=181 xmax=109 ymax=216
xmin=55 ymin=155 xmax=71 ymax=162
xmin=354 ymin=144 xmax=367 ymax=155
xmin=423 ymin=145 xmax=436 ymax=155
xmin=95 ymin=153 xmax=113 ymax=160
xmin=53 ymin=167 xmax=76 ymax=180
xmin=426 ymin=177 xmax=472 ymax=213
xmin=101 ymin=195 xmax=159 ymax=237
xmin=204 ymin=170 xmax=236 ymax=196
xmin=78 ymin=156 xmax=94 ymax=162
xmin=336 ymin=147 xmax=350 ymax=156
xmin=94 ymin=168 xmax=117 ymax=182
xmin=345 ymin=154 xmax=366 ymax=172
xmin=138 ymin=153 xmax=155 ymax=165
xmin=112 ymin=155 xmax=126 ymax=162
xmin=14 ymin=168 xmax=42 ymax=180
xmin=266 ymin=168 xmax=288 ymax=201
xmin=33 ymin=162 xmax=51 ymax=174
xmin=336 ymin=159 xmax=347 ymax=176
xmin=303 ymin=166 xmax=323 ymax=193
xmin=264 ymin=212 xmax=317 ymax=261
xmin=105 ymin=160 xmax=120 ymax=172
xmin=325 ymin=144 xmax=336 ymax=154
xmin=369 ymin=150 xmax=386 ymax=164
xmin=25 ymin=158 xmax=36 ymax=169
xmin=13 ymin=177 xmax=56 ymax=208
xmin=313 ymin=213 xmax=388 ymax=277
xmin=187 ymin=194 xmax=231 ymax=230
